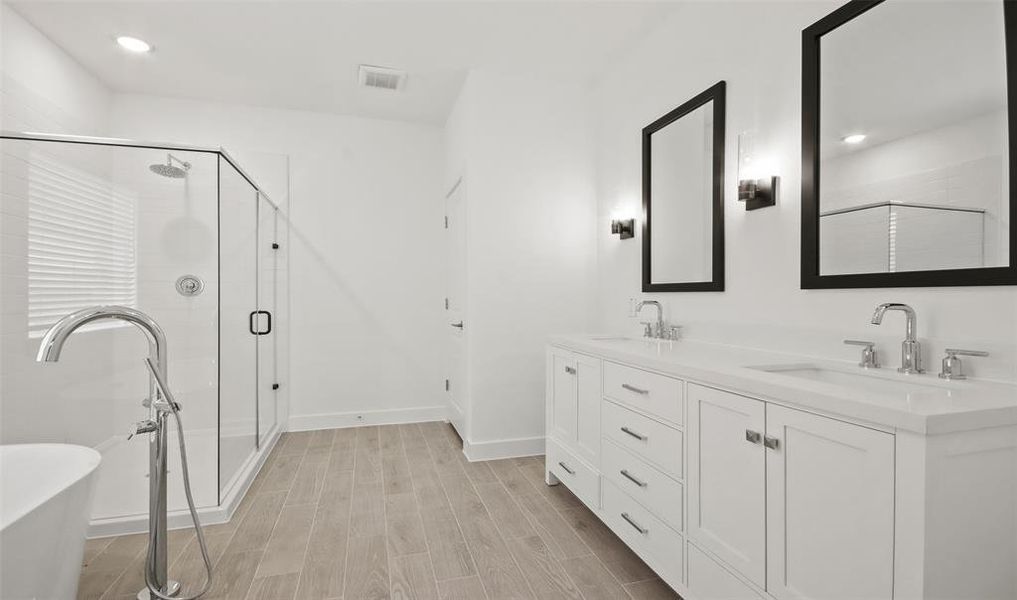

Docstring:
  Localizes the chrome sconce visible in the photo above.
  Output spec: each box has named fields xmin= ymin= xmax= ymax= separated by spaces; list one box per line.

xmin=611 ymin=218 xmax=635 ymax=239
xmin=737 ymin=130 xmax=777 ymax=211
xmin=738 ymin=176 xmax=778 ymax=211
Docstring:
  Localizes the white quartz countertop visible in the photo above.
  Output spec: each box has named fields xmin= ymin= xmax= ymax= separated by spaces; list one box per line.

xmin=548 ymin=334 xmax=1017 ymax=435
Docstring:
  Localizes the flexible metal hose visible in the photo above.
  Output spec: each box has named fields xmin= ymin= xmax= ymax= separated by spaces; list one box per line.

xmin=143 ymin=358 xmax=213 ymax=600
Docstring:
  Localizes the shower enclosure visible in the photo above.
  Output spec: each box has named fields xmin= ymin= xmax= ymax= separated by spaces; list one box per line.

xmin=0 ymin=131 xmax=287 ymax=535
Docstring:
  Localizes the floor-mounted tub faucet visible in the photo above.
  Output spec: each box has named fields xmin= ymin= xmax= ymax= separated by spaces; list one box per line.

xmin=870 ymin=303 xmax=923 ymax=374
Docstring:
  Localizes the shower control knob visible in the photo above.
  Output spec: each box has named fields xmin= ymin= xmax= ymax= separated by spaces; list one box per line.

xmin=128 ymin=419 xmax=159 ymax=440
xmin=175 ymin=275 xmax=205 ymax=297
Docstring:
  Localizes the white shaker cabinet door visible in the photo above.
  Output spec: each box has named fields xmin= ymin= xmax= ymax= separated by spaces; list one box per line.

xmin=687 ymin=383 xmax=767 ymax=588
xmin=765 ymin=404 xmax=894 ymax=600
xmin=548 ymin=348 xmax=578 ymax=444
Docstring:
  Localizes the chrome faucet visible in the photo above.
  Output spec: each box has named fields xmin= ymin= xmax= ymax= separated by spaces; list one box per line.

xmin=37 ymin=306 xmax=180 ymax=598
xmin=635 ymin=300 xmax=679 ymax=340
xmin=870 ymin=303 xmax=923 ymax=374
xmin=636 ymin=300 xmax=663 ymax=338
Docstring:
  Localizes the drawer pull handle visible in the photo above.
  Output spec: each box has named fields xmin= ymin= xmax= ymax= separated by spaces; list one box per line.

xmin=621 ymin=512 xmax=648 ymax=534
xmin=620 ymin=426 xmax=647 ymax=441
xmin=558 ymin=461 xmax=575 ymax=475
xmin=564 ymin=365 xmax=577 ymax=375
xmin=764 ymin=435 xmax=780 ymax=450
xmin=621 ymin=383 xmax=649 ymax=395
xmin=745 ymin=430 xmax=762 ymax=444
xmin=620 ymin=469 xmax=648 ymax=488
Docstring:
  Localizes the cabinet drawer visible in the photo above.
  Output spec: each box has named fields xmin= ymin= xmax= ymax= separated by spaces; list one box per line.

xmin=687 ymin=543 xmax=762 ymax=600
xmin=602 ymin=439 xmax=683 ymax=531
xmin=603 ymin=362 xmax=683 ymax=426
xmin=603 ymin=400 xmax=683 ymax=478
xmin=546 ymin=438 xmax=599 ymax=509
xmin=602 ymin=479 xmax=684 ymax=587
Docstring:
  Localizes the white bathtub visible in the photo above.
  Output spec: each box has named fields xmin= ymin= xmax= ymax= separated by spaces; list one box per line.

xmin=0 ymin=444 xmax=102 ymax=600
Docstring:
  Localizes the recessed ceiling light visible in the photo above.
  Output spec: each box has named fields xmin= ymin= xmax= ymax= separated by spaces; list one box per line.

xmin=116 ymin=36 xmax=151 ymax=53
xmin=842 ymin=133 xmax=866 ymax=144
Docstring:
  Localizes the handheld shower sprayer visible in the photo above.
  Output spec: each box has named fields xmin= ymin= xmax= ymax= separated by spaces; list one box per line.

xmin=37 ymin=306 xmax=212 ymax=599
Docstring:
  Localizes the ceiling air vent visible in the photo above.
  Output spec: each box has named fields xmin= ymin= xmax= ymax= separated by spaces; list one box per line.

xmin=358 ymin=65 xmax=407 ymax=91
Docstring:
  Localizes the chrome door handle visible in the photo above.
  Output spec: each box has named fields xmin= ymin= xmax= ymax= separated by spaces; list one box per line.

xmin=621 ymin=512 xmax=648 ymax=534
xmin=564 ymin=366 xmax=577 ymax=375
xmin=764 ymin=435 xmax=780 ymax=450
xmin=450 ymin=321 xmax=464 ymax=329
xmin=558 ymin=461 xmax=575 ymax=475
xmin=620 ymin=426 xmax=647 ymax=441
xmin=620 ymin=469 xmax=648 ymax=488
xmin=621 ymin=384 xmax=649 ymax=395
xmin=745 ymin=430 xmax=762 ymax=444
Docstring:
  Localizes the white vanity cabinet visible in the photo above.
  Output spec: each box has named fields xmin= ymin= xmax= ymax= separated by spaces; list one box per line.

xmin=545 ymin=346 xmax=602 ymax=508
xmin=545 ymin=338 xmax=1017 ymax=600
xmin=687 ymin=384 xmax=767 ymax=588
xmin=687 ymin=383 xmax=894 ymax=600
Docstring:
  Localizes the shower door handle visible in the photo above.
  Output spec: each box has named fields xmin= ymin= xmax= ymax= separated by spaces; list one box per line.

xmin=249 ymin=310 xmax=272 ymax=335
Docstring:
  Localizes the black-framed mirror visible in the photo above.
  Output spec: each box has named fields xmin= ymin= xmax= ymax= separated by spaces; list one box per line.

xmin=802 ymin=0 xmax=1017 ymax=289
xmin=642 ymin=81 xmax=726 ymax=292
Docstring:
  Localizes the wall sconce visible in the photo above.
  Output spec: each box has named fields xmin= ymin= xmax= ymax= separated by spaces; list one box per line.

xmin=737 ymin=130 xmax=777 ymax=211
xmin=611 ymin=218 xmax=635 ymax=239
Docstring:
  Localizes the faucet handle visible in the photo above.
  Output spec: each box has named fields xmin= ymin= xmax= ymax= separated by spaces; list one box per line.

xmin=939 ymin=349 xmax=989 ymax=380
xmin=844 ymin=339 xmax=879 ymax=369
xmin=639 ymin=322 xmax=653 ymax=338
xmin=127 ymin=419 xmax=158 ymax=441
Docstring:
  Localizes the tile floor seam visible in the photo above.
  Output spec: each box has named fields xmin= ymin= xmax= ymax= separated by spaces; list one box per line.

xmin=398 ymin=424 xmax=444 ymax=596
xmin=418 ymin=425 xmax=489 ymax=600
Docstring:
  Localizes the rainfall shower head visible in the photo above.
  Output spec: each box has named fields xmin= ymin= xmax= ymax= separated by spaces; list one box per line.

xmin=150 ymin=154 xmax=191 ymax=178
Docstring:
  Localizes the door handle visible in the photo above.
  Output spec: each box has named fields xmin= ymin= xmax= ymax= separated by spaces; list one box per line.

xmin=564 ymin=366 xmax=577 ymax=375
xmin=621 ymin=383 xmax=649 ymax=395
xmin=249 ymin=310 xmax=272 ymax=335
xmin=450 ymin=321 xmax=464 ymax=329
xmin=745 ymin=430 xmax=762 ymax=444
xmin=558 ymin=461 xmax=575 ymax=475
xmin=764 ymin=435 xmax=780 ymax=450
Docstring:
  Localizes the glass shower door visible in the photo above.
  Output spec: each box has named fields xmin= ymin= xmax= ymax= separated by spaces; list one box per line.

xmin=217 ymin=159 xmax=258 ymax=494
xmin=257 ymin=193 xmax=278 ymax=444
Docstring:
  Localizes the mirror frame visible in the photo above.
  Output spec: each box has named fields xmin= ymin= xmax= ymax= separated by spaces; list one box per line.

xmin=642 ymin=81 xmax=726 ymax=292
xmin=801 ymin=0 xmax=1017 ymax=289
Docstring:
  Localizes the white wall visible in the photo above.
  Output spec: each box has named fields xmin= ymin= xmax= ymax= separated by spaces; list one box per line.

xmin=1 ymin=2 xmax=118 ymax=448
xmin=445 ymin=69 xmax=598 ymax=456
xmin=593 ymin=1 xmax=1017 ymax=382
xmin=111 ymin=94 xmax=447 ymax=429
xmin=0 ymin=4 xmax=111 ymax=134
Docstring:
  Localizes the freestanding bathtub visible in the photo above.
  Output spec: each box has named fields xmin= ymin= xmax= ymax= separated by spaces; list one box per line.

xmin=0 ymin=444 xmax=102 ymax=600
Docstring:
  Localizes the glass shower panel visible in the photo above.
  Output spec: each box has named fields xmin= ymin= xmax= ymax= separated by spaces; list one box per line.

xmin=0 ymin=138 xmax=220 ymax=518
xmin=217 ymin=158 xmax=258 ymax=495
xmin=257 ymin=193 xmax=278 ymax=443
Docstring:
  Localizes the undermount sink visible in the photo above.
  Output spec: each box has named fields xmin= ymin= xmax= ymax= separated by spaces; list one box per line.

xmin=749 ymin=363 xmax=947 ymax=394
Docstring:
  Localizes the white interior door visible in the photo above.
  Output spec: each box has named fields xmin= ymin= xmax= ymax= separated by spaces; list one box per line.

xmin=687 ymin=383 xmax=767 ymax=588
xmin=445 ymin=178 xmax=467 ymax=439
xmin=765 ymin=405 xmax=895 ymax=600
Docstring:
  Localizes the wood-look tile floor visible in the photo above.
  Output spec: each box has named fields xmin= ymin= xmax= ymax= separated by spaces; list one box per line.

xmin=79 ymin=423 xmax=681 ymax=600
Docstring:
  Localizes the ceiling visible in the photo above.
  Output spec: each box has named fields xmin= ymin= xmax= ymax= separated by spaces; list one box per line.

xmin=10 ymin=1 xmax=679 ymax=125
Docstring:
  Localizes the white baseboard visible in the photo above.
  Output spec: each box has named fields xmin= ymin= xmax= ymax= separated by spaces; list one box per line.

xmin=287 ymin=405 xmax=447 ymax=432
xmin=463 ymin=435 xmax=545 ymax=462
xmin=87 ymin=427 xmax=281 ymax=538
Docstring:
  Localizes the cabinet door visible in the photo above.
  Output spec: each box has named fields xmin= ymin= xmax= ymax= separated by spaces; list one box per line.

xmin=575 ymin=354 xmax=601 ymax=465
xmin=547 ymin=348 xmax=577 ymax=444
xmin=765 ymin=405 xmax=894 ymax=600
xmin=687 ymin=384 xmax=766 ymax=588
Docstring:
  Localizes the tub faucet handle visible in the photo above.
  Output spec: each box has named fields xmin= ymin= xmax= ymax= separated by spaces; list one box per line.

xmin=128 ymin=419 xmax=158 ymax=440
